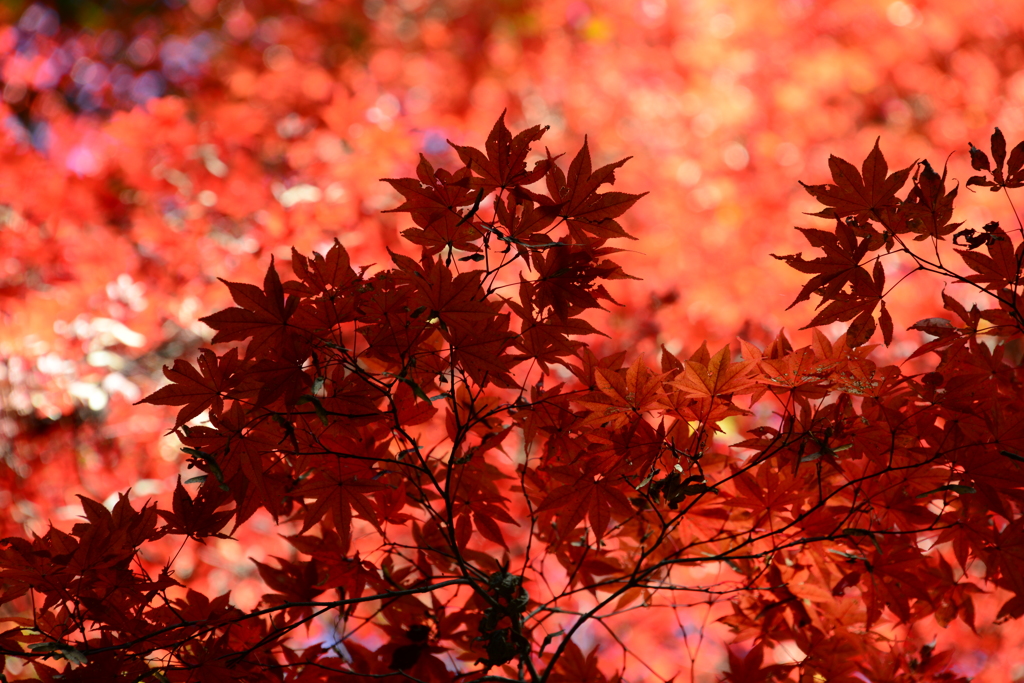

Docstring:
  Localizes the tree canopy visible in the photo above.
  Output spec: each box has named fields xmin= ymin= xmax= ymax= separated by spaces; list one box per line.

xmin=3 ymin=1 xmax=1024 ymax=680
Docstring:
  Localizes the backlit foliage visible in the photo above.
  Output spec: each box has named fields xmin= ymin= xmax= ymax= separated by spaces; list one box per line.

xmin=4 ymin=1 xmax=1024 ymax=680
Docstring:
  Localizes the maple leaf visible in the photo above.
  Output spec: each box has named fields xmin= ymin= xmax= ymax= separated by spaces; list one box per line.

xmin=552 ymin=641 xmax=613 ymax=683
xmin=566 ymin=347 xmax=628 ymax=390
xmin=800 ymin=258 xmax=893 ymax=346
xmin=508 ymin=294 xmax=601 ymax=371
xmin=318 ymin=366 xmax=387 ymax=420
xmin=757 ymin=343 xmax=835 ymax=408
xmin=253 ymin=556 xmax=328 ymax=622
xmin=140 ymin=347 xmax=242 ymax=429
xmin=543 ymin=137 xmax=646 ymax=243
xmin=288 ymin=239 xmax=361 ymax=297
xmin=445 ymin=313 xmax=518 ymax=388
xmin=286 ymin=529 xmax=383 ymax=600
xmin=772 ymin=221 xmax=873 ymax=308
xmin=383 ymin=157 xmax=481 ymax=255
xmin=391 ymin=381 xmax=438 ymax=427
xmin=728 ymin=467 xmax=804 ymax=520
xmin=356 ymin=268 xmax=434 ymax=365
xmin=966 ymin=128 xmax=1024 ymax=190
xmin=248 ymin=356 xmax=315 ymax=410
xmin=156 ymin=476 xmax=234 ymax=542
xmin=672 ymin=343 xmax=757 ymax=399
xmin=901 ymin=159 xmax=961 ymax=238
xmin=859 ymin=543 xmax=935 ymax=626
xmin=200 ymin=257 xmax=304 ymax=359
xmin=576 ymin=356 xmax=666 ymax=430
xmin=956 ymin=223 xmax=1020 ymax=288
xmin=531 ymin=244 xmax=633 ymax=322
xmin=287 ymin=279 xmax=365 ymax=337
xmin=448 ymin=110 xmax=551 ymax=192
xmin=493 ymin=193 xmax=557 ymax=248
xmin=535 ymin=461 xmax=634 ymax=543
xmin=156 ymin=589 xmax=240 ymax=630
xmin=412 ymin=256 xmax=502 ymax=337
xmin=722 ymin=642 xmax=792 ymax=683
xmin=908 ymin=317 xmax=957 ymax=338
xmin=178 ymin=401 xmax=288 ymax=524
xmin=290 ymin=465 xmax=389 ymax=550
xmin=62 ymin=494 xmax=161 ymax=576
xmin=472 ymin=510 xmax=511 ymax=549
xmin=799 ymin=138 xmax=913 ymax=219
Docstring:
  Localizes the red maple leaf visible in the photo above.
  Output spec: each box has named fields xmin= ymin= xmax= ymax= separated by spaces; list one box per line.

xmin=799 ymin=138 xmax=913 ymax=219
xmin=802 ymin=258 xmax=892 ymax=346
xmin=290 ymin=465 xmax=389 ymax=550
xmin=493 ymin=194 xmax=557 ymax=248
xmin=413 ymin=256 xmax=503 ymax=336
xmin=771 ymin=221 xmax=873 ymax=309
xmin=505 ymin=281 xmax=599 ymax=370
xmin=956 ymin=223 xmax=1020 ymax=288
xmin=966 ymin=127 xmax=1024 ymax=190
xmin=383 ymin=156 xmax=481 ymax=255
xmin=445 ymin=313 xmax=518 ymax=388
xmin=156 ymin=476 xmax=234 ymax=542
xmin=671 ymin=343 xmax=757 ymax=399
xmin=200 ymin=257 xmax=303 ymax=359
xmin=140 ymin=347 xmax=242 ymax=429
xmin=535 ymin=461 xmax=634 ymax=543
xmin=542 ymin=137 xmax=646 ymax=243
xmin=288 ymin=239 xmax=361 ymax=297
xmin=901 ymin=159 xmax=961 ymax=238
xmin=576 ymin=356 xmax=666 ymax=429
xmin=448 ymin=110 xmax=551 ymax=192
xmin=253 ymin=556 xmax=328 ymax=622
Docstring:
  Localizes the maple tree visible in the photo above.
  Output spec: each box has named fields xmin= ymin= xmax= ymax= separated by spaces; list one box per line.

xmin=5 ymin=107 xmax=1024 ymax=681
xmin=6 ymin=1 xmax=1024 ymax=680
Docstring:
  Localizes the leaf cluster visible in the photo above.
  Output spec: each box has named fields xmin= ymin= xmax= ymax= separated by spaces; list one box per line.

xmin=4 ymin=118 xmax=1024 ymax=683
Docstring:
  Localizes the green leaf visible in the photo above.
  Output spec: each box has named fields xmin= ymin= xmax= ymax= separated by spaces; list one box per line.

xmin=28 ymin=642 xmax=61 ymax=653
xmin=843 ymin=527 xmax=881 ymax=553
xmin=915 ymin=484 xmax=976 ymax=498
xmin=1002 ymin=450 xmax=1024 ymax=464
xmin=296 ymin=395 xmax=330 ymax=425
xmin=28 ymin=642 xmax=88 ymax=665
xmin=827 ymin=548 xmax=866 ymax=561
xmin=181 ymin=447 xmax=226 ymax=484
xmin=398 ymin=376 xmax=430 ymax=402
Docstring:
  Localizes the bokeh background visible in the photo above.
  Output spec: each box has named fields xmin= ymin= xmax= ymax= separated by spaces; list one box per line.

xmin=2 ymin=0 xmax=1024 ymax=679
